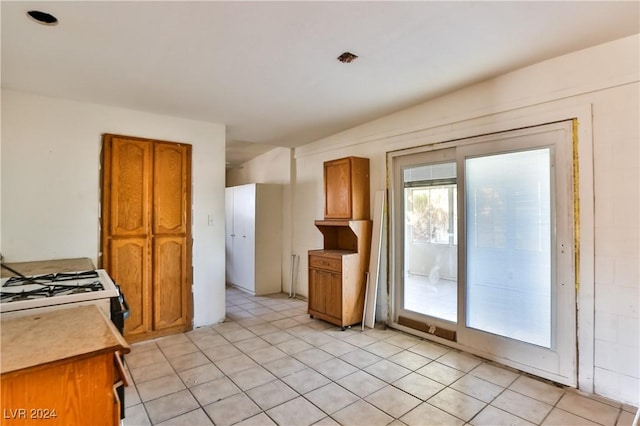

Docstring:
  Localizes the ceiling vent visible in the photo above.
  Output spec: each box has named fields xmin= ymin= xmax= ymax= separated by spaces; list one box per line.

xmin=337 ymin=52 xmax=358 ymax=63
xmin=27 ymin=10 xmax=58 ymax=26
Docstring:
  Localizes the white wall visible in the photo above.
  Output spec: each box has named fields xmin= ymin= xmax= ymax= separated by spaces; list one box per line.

xmin=240 ymin=35 xmax=640 ymax=405
xmin=226 ymin=147 xmax=296 ymax=295
xmin=1 ymin=90 xmax=227 ymax=327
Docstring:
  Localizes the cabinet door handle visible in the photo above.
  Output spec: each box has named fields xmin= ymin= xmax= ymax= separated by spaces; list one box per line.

xmin=230 ymin=234 xmax=236 ymax=237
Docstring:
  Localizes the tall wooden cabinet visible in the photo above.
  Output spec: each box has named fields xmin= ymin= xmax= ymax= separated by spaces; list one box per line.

xmin=309 ymin=156 xmax=371 ymax=329
xmin=225 ymin=183 xmax=282 ymax=295
xmin=101 ymin=134 xmax=192 ymax=342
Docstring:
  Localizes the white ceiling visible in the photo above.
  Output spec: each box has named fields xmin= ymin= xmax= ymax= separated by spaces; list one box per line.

xmin=2 ymin=1 xmax=638 ymax=166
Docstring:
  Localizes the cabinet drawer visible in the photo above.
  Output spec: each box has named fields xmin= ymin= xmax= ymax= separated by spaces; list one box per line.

xmin=309 ymin=255 xmax=342 ymax=272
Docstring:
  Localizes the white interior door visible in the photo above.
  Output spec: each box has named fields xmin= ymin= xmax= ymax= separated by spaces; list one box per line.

xmin=391 ymin=121 xmax=577 ymax=386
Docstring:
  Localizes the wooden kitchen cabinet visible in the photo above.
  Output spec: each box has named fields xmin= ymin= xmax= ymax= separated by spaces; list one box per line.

xmin=1 ymin=305 xmax=130 ymax=426
xmin=101 ymin=134 xmax=192 ymax=342
xmin=308 ymin=220 xmax=371 ymax=328
xmin=324 ymin=156 xmax=370 ymax=220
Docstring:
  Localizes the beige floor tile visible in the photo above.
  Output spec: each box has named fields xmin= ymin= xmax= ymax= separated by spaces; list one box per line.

xmin=384 ymin=333 xmax=421 ymax=349
xmin=261 ymin=330 xmax=296 ymax=345
xmin=388 ymin=350 xmax=432 ymax=371
xmin=266 ymin=396 xmax=326 ymax=426
xmin=248 ymin=307 xmax=275 ymax=316
xmin=408 ymin=341 xmax=450 ymax=359
xmin=202 ymin=343 xmax=242 ymax=362
xmin=364 ymin=328 xmax=398 ymax=340
xmin=471 ymin=405 xmax=535 ymax=426
xmin=282 ymin=368 xmax=332 ymax=394
xmin=234 ymin=336 xmax=271 ymax=353
xmin=211 ymin=321 xmax=244 ymax=334
xmin=451 ymin=374 xmax=504 ymax=403
xmin=125 ymin=348 xmax=167 ymax=369
xmin=137 ymin=374 xmax=185 ymax=402
xmin=192 ymin=334 xmax=228 ymax=350
xmin=215 ymin=353 xmax=259 ymax=375
xmin=313 ymin=357 xmax=358 ymax=381
xmin=168 ymin=350 xmax=211 ymax=372
xmin=178 ymin=362 xmax=224 ymax=387
xmin=234 ymin=412 xmax=277 ymax=426
xmin=156 ymin=333 xmax=192 ymax=348
xmin=272 ymin=318 xmax=301 ymax=329
xmin=344 ymin=333 xmax=379 ymax=348
xmin=438 ymin=351 xmax=483 ymax=372
xmin=401 ymin=402 xmax=465 ymax=426
xmin=246 ymin=323 xmax=280 ymax=336
xmin=319 ymin=340 xmax=358 ymax=357
xmin=541 ymin=408 xmax=601 ymax=425
xmin=393 ymin=372 xmax=446 ymax=400
xmin=160 ymin=341 xmax=200 ymax=359
xmin=129 ymin=339 xmax=159 ymax=354
xmin=276 ymin=337 xmax=314 ymax=354
xmin=129 ymin=359 xmax=174 ymax=384
xmin=617 ymin=410 xmax=635 ymax=425
xmin=417 ymin=361 xmax=466 ymax=385
xmin=333 ymin=399 xmax=394 ymax=426
xmin=428 ymin=387 xmax=486 ymax=422
xmin=339 ymin=348 xmax=383 ymax=369
xmin=144 ymin=390 xmax=200 ymax=424
xmin=258 ymin=311 xmax=286 ymax=322
xmin=300 ymin=332 xmax=340 ymax=347
xmin=305 ymin=382 xmax=360 ymax=414
xmin=365 ymin=359 xmax=412 ymax=383
xmin=247 ymin=345 xmax=289 ymax=364
xmin=124 ymin=384 xmax=141 ymax=407
xmin=293 ymin=347 xmax=334 ymax=366
xmin=124 ymin=403 xmax=151 ymax=426
xmin=246 ymin=379 xmax=299 ymax=410
xmin=190 ymin=376 xmax=241 ymax=406
xmin=365 ymin=341 xmax=405 ymax=358
xmin=557 ymin=393 xmax=621 ymax=426
xmin=313 ymin=416 xmax=341 ymax=426
xmin=288 ymin=325 xmax=317 ymax=337
xmin=508 ymin=375 xmax=565 ymax=405
xmin=221 ymin=328 xmax=256 ymax=343
xmin=262 ymin=355 xmax=307 ymax=378
xmin=228 ymin=366 xmax=277 ymax=391
xmin=469 ymin=363 xmax=519 ymax=387
xmin=204 ymin=393 xmax=262 ymax=426
xmin=158 ymin=408 xmax=213 ymax=426
xmin=365 ymin=385 xmax=422 ymax=418
xmin=492 ymin=389 xmax=552 ymax=424
xmin=337 ymin=370 xmax=387 ymax=398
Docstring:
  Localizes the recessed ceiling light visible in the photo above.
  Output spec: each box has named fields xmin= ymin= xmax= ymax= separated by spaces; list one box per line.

xmin=337 ymin=52 xmax=358 ymax=63
xmin=26 ymin=10 xmax=58 ymax=26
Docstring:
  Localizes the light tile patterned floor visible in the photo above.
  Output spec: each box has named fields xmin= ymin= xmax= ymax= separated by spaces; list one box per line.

xmin=124 ymin=287 xmax=635 ymax=426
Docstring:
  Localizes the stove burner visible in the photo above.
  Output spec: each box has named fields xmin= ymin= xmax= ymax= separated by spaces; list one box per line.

xmin=0 ymin=274 xmax=104 ymax=301
xmin=3 ymin=270 xmax=99 ymax=287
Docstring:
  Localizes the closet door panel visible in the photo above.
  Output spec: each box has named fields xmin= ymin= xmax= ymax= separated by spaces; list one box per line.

xmin=109 ymin=137 xmax=152 ymax=237
xmin=154 ymin=142 xmax=190 ymax=235
xmin=109 ymin=238 xmax=152 ymax=336
xmin=153 ymin=236 xmax=189 ymax=330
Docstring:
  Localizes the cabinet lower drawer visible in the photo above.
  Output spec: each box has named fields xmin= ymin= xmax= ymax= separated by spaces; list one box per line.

xmin=309 ymin=255 xmax=342 ymax=272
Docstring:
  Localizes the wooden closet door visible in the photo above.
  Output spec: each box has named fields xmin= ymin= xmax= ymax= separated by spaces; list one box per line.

xmin=102 ymin=135 xmax=192 ymax=341
xmin=152 ymin=142 xmax=192 ymax=331
xmin=102 ymin=135 xmax=153 ymax=337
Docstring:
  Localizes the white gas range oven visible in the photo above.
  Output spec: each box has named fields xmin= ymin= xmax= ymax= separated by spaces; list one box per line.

xmin=0 ymin=269 xmax=122 ymax=319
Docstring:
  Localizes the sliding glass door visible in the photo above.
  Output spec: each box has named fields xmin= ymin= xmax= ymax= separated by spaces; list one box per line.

xmin=390 ymin=121 xmax=577 ymax=385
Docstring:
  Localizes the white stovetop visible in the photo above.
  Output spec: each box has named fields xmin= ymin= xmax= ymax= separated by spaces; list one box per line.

xmin=0 ymin=269 xmax=119 ymax=313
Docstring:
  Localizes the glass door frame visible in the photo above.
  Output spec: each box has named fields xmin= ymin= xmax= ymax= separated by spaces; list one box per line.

xmin=388 ymin=121 xmax=577 ymax=386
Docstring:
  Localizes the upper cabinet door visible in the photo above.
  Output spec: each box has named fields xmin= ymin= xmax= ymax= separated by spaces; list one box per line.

xmin=108 ymin=136 xmax=152 ymax=237
xmin=324 ymin=157 xmax=370 ymax=220
xmin=153 ymin=142 xmax=191 ymax=235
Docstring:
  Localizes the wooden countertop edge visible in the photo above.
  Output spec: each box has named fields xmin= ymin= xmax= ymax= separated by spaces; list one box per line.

xmin=1 ymin=305 xmax=130 ymax=375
